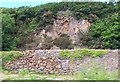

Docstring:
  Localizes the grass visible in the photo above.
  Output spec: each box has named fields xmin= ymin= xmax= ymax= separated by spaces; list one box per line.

xmin=1 ymin=49 xmax=108 ymax=64
xmin=2 ymin=51 xmax=24 ymax=64
xmin=73 ymin=66 xmax=118 ymax=80
xmin=1 ymin=51 xmax=24 ymax=67
xmin=1 ymin=61 xmax=118 ymax=80
xmin=0 ymin=49 xmax=117 ymax=80
xmin=1 ymin=81 xmax=119 ymax=82
xmin=2 ymin=66 xmax=118 ymax=80
xmin=60 ymin=49 xmax=108 ymax=59
xmin=19 ymin=68 xmax=30 ymax=76
xmin=0 ymin=65 xmax=118 ymax=80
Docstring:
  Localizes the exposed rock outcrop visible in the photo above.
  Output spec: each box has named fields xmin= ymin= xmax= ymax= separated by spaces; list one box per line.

xmin=25 ymin=11 xmax=91 ymax=49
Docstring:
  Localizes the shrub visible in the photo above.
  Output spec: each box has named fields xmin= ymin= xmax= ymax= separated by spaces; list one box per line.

xmin=41 ymin=36 xmax=53 ymax=49
xmin=87 ymin=14 xmax=119 ymax=49
xmin=41 ymin=42 xmax=53 ymax=49
xmin=53 ymin=34 xmax=73 ymax=49
xmin=2 ymin=51 xmax=24 ymax=66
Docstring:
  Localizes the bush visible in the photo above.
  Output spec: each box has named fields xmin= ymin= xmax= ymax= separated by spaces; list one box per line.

xmin=41 ymin=36 xmax=53 ymax=49
xmin=87 ymin=14 xmax=119 ymax=49
xmin=53 ymin=34 xmax=73 ymax=49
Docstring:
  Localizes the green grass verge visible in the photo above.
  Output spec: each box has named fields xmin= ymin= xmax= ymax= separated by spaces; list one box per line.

xmin=1 ymin=51 xmax=24 ymax=70
xmin=60 ymin=49 xmax=108 ymax=59
xmin=3 ymin=68 xmax=118 ymax=80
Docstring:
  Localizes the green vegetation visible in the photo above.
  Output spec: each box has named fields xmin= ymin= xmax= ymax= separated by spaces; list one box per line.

xmin=2 ymin=81 xmax=119 ymax=82
xmin=53 ymin=34 xmax=73 ymax=49
xmin=41 ymin=36 xmax=53 ymax=49
xmin=73 ymin=63 xmax=118 ymax=80
xmin=1 ymin=2 xmax=119 ymax=50
xmin=0 ymin=52 xmax=2 ymax=71
xmin=19 ymin=69 xmax=30 ymax=76
xmin=1 ymin=64 xmax=118 ymax=80
xmin=0 ymin=50 xmax=117 ymax=80
xmin=2 ymin=51 xmax=24 ymax=67
xmin=2 ymin=14 xmax=19 ymax=50
xmin=60 ymin=49 xmax=108 ymax=59
xmin=85 ymin=13 xmax=119 ymax=49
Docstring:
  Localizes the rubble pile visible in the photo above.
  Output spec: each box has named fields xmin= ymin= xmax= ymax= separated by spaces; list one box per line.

xmin=5 ymin=53 xmax=75 ymax=74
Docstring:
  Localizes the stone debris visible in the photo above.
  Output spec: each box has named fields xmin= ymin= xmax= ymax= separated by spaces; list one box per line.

xmin=5 ymin=53 xmax=74 ymax=74
xmin=4 ymin=50 xmax=118 ymax=75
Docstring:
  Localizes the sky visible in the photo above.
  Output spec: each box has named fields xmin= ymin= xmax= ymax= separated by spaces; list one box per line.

xmin=0 ymin=0 xmax=117 ymax=8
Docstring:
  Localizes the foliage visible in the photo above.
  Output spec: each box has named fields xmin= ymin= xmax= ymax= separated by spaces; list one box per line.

xmin=53 ymin=34 xmax=73 ymax=49
xmin=86 ymin=13 xmax=119 ymax=49
xmin=41 ymin=36 xmax=53 ymax=49
xmin=2 ymin=2 xmax=119 ymax=50
xmin=2 ymin=51 xmax=24 ymax=66
xmin=2 ymin=14 xmax=20 ymax=50
xmin=60 ymin=49 xmax=108 ymax=59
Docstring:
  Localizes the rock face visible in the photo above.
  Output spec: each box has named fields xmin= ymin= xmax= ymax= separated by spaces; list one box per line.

xmin=32 ymin=10 xmax=91 ymax=49
xmin=49 ymin=12 xmax=91 ymax=41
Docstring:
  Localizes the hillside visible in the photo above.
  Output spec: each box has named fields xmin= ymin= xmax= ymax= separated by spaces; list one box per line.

xmin=2 ymin=2 xmax=119 ymax=50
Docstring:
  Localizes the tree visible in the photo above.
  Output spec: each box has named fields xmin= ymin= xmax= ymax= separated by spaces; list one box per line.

xmin=87 ymin=14 xmax=119 ymax=49
xmin=2 ymin=14 xmax=19 ymax=50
